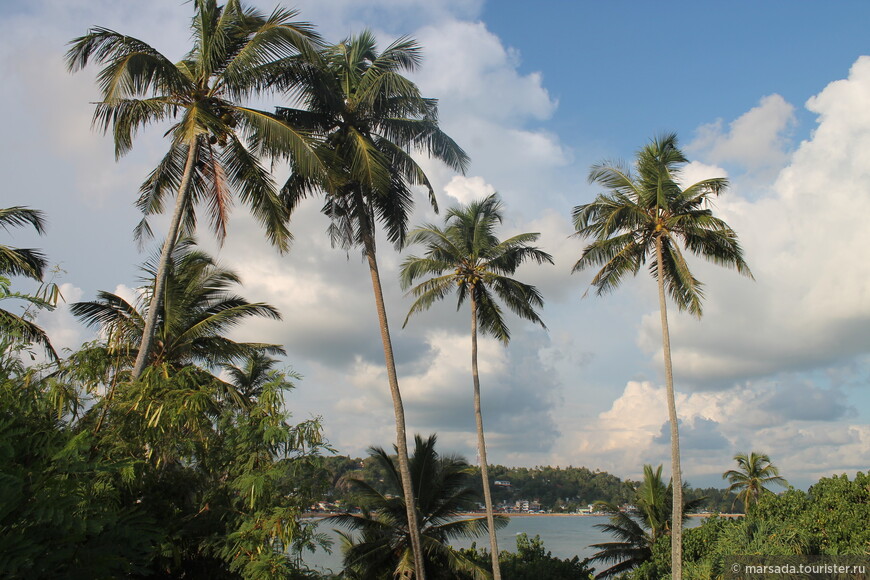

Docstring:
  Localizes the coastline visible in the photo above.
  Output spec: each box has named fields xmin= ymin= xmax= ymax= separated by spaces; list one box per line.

xmin=305 ymin=511 xmax=742 ymax=519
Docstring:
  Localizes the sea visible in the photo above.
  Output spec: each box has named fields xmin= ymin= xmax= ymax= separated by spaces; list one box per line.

xmin=300 ymin=514 xmax=706 ymax=575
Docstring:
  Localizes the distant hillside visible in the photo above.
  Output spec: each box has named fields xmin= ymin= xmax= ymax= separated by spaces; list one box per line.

xmin=313 ymin=455 xmax=741 ymax=514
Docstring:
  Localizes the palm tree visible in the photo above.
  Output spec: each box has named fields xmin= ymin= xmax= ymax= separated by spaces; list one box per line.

xmin=0 ymin=207 xmax=58 ymax=360
xmin=275 ymin=31 xmax=469 ymax=577
xmin=221 ymin=350 xmax=285 ymax=402
xmin=329 ymin=434 xmax=506 ymax=580
xmin=571 ymin=133 xmax=753 ymax=580
xmin=723 ymin=452 xmax=788 ymax=513
xmin=0 ymin=207 xmax=48 ymax=280
xmin=590 ymin=465 xmax=704 ymax=579
xmin=71 ymin=239 xmax=283 ymax=373
xmin=66 ymin=0 xmax=323 ymax=380
xmin=400 ymin=193 xmax=552 ymax=579
xmin=70 ymin=240 xmax=284 ymax=431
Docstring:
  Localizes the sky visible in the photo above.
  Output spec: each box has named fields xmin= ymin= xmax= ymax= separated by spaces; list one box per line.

xmin=2 ymin=0 xmax=869 ymax=489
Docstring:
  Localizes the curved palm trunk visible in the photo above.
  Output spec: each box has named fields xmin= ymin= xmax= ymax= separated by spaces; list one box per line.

xmin=470 ymin=296 xmax=502 ymax=579
xmin=361 ymin=228 xmax=427 ymax=580
xmin=656 ymin=236 xmax=683 ymax=580
xmin=131 ymin=142 xmax=198 ymax=380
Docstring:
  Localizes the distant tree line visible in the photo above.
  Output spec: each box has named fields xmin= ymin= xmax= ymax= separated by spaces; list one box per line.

xmin=316 ymin=456 xmax=741 ymax=514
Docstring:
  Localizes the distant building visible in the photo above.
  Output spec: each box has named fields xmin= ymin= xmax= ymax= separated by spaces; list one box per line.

xmin=494 ymin=480 xmax=511 ymax=487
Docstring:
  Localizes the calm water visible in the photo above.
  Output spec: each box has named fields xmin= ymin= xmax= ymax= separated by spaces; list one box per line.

xmin=301 ymin=515 xmax=704 ymax=575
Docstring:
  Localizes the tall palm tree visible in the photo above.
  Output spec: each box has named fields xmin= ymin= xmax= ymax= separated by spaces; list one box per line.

xmin=66 ymin=0 xmax=323 ymax=380
xmin=276 ymin=31 xmax=469 ymax=577
xmin=571 ymin=133 xmax=753 ymax=580
xmin=590 ymin=464 xmax=704 ymax=579
xmin=723 ymin=452 xmax=788 ymax=513
xmin=329 ymin=434 xmax=506 ymax=580
xmin=399 ymin=193 xmax=552 ymax=579
xmin=0 ymin=207 xmax=58 ymax=360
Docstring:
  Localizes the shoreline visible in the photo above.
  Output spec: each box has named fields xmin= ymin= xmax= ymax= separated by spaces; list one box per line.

xmin=305 ymin=511 xmax=742 ymax=519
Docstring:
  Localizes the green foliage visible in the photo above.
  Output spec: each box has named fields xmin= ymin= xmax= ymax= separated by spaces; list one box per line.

xmin=328 ymin=434 xmax=504 ymax=579
xmin=675 ymin=472 xmax=870 ymax=577
xmin=317 ymin=460 xmax=737 ymax=515
xmin=753 ymin=472 xmax=870 ymax=555
xmin=1 ymin=242 xmax=330 ymax=578
xmin=722 ymin=452 xmax=788 ymax=513
xmin=277 ymin=29 xmax=468 ymax=252
xmin=66 ymin=1 xmax=322 ymax=251
xmin=401 ymin=192 xmax=553 ymax=342
xmin=589 ymin=465 xmax=705 ymax=578
xmin=0 ymin=360 xmax=157 ymax=579
xmin=0 ymin=206 xmax=59 ymax=360
xmin=458 ymin=533 xmax=594 ymax=579
xmin=572 ymin=133 xmax=752 ymax=318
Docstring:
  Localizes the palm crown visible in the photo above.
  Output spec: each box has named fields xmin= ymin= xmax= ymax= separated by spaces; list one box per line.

xmin=0 ymin=207 xmax=57 ymax=360
xmin=277 ymin=30 xmax=469 ymax=250
xmin=572 ymin=132 xmax=753 ymax=317
xmin=71 ymin=240 xmax=283 ymax=373
xmin=723 ymin=452 xmax=788 ymax=512
xmin=65 ymin=0 xmax=324 ymax=250
xmin=401 ymin=193 xmax=553 ymax=342
xmin=590 ymin=465 xmax=705 ymax=579
xmin=329 ymin=434 xmax=503 ymax=580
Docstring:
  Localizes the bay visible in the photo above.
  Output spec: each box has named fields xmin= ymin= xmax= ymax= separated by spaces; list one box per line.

xmin=300 ymin=514 xmax=705 ymax=575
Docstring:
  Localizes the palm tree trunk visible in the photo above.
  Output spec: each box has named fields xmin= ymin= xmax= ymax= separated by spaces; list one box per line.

xmin=360 ymin=226 xmax=427 ymax=580
xmin=470 ymin=296 xmax=502 ymax=579
xmin=656 ymin=236 xmax=683 ymax=580
xmin=131 ymin=142 xmax=198 ymax=380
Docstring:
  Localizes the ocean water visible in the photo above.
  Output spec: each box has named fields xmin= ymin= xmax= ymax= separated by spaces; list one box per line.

xmin=301 ymin=514 xmax=705 ymax=575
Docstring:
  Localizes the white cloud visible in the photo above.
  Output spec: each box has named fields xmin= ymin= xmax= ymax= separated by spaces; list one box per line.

xmin=689 ymin=94 xmax=796 ymax=177
xmin=551 ymin=379 xmax=864 ymax=487
xmin=443 ymin=176 xmax=497 ymax=205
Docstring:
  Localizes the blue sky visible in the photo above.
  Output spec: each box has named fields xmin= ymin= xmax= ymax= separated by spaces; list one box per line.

xmin=2 ymin=0 xmax=869 ymax=489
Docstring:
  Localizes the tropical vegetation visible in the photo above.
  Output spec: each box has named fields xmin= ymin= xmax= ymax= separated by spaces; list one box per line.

xmin=589 ymin=465 xmax=704 ymax=578
xmin=4 ymin=2 xmax=865 ymax=578
xmin=0 ymin=207 xmax=59 ymax=360
xmin=400 ymin=192 xmax=553 ymax=578
xmin=458 ymin=533 xmax=595 ymax=580
xmin=722 ymin=451 xmax=788 ymax=513
xmin=1 ymin=242 xmax=327 ymax=578
xmin=571 ymin=133 xmax=753 ymax=580
xmin=327 ymin=434 xmax=506 ymax=580
xmin=66 ymin=0 xmax=323 ymax=379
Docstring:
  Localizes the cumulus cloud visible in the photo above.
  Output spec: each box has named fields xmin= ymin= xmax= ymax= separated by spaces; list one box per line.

xmin=443 ymin=176 xmax=497 ymax=205
xmin=552 ymin=378 xmax=863 ymax=487
xmin=339 ymin=330 xmax=560 ymax=461
xmin=689 ymin=94 xmax=796 ymax=179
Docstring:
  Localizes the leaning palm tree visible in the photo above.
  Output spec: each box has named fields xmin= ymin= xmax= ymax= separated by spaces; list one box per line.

xmin=66 ymin=0 xmax=323 ymax=380
xmin=0 ymin=207 xmax=58 ymax=360
xmin=70 ymin=240 xmax=283 ymax=410
xmin=590 ymin=465 xmax=704 ymax=579
xmin=275 ymin=31 xmax=469 ymax=577
xmin=400 ymin=193 xmax=552 ymax=579
xmin=68 ymin=241 xmax=286 ymax=464
xmin=571 ymin=133 xmax=753 ymax=580
xmin=723 ymin=452 xmax=788 ymax=513
xmin=329 ymin=434 xmax=505 ymax=580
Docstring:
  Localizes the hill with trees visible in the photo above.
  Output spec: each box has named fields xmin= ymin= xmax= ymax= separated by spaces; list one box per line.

xmin=315 ymin=456 xmax=740 ymax=514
